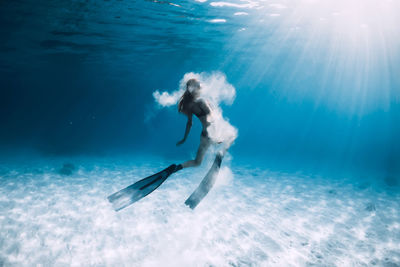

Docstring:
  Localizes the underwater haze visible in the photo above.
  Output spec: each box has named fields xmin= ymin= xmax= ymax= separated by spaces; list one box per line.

xmin=1 ymin=0 xmax=400 ymax=266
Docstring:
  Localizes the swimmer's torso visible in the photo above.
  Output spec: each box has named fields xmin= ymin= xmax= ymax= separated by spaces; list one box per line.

xmin=186 ymin=99 xmax=211 ymax=137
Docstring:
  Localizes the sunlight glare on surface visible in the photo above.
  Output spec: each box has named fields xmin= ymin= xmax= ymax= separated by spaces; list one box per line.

xmin=228 ymin=0 xmax=400 ymax=114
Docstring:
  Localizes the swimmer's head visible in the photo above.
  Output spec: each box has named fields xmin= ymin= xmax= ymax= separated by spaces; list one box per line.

xmin=178 ymin=79 xmax=201 ymax=114
xmin=186 ymin=79 xmax=201 ymax=96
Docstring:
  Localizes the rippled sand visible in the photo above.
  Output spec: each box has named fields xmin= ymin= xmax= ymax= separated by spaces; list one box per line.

xmin=1 ymin=158 xmax=399 ymax=266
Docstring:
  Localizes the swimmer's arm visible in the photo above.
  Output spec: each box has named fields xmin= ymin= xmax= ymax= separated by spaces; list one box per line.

xmin=177 ymin=113 xmax=192 ymax=146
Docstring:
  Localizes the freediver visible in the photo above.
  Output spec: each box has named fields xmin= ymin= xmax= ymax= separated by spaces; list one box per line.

xmin=108 ymin=78 xmax=236 ymax=210
xmin=174 ymin=79 xmax=221 ymax=170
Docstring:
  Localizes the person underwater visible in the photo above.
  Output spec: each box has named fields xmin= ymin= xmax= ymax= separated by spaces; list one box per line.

xmin=173 ymin=78 xmax=235 ymax=171
xmin=108 ymin=78 xmax=237 ymax=211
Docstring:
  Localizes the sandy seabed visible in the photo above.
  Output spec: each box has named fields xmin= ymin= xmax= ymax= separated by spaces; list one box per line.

xmin=0 ymin=158 xmax=399 ymax=266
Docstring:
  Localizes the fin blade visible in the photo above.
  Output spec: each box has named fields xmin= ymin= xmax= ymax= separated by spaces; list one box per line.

xmin=108 ymin=166 xmax=174 ymax=211
xmin=185 ymin=154 xmax=223 ymax=209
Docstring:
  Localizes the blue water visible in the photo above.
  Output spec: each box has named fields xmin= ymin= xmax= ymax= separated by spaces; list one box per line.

xmin=1 ymin=0 xmax=399 ymax=265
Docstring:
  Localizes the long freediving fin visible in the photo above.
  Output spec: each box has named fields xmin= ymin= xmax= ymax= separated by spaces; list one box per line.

xmin=108 ymin=164 xmax=179 ymax=211
xmin=185 ymin=153 xmax=223 ymax=209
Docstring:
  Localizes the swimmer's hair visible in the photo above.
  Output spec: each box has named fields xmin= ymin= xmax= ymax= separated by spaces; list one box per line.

xmin=178 ymin=90 xmax=192 ymax=114
xmin=178 ymin=79 xmax=201 ymax=114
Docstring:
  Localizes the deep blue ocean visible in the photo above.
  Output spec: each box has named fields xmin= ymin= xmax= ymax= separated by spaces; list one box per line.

xmin=0 ymin=0 xmax=399 ymax=266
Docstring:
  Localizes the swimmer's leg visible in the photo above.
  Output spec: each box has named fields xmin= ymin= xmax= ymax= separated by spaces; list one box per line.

xmin=180 ymin=136 xmax=211 ymax=169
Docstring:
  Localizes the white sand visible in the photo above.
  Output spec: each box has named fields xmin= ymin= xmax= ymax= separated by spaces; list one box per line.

xmin=0 ymin=158 xmax=399 ymax=266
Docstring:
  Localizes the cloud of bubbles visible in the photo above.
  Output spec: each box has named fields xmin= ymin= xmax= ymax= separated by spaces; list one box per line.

xmin=153 ymin=71 xmax=238 ymax=149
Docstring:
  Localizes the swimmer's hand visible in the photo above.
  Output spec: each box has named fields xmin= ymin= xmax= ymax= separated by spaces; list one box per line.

xmin=176 ymin=139 xmax=185 ymax=146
